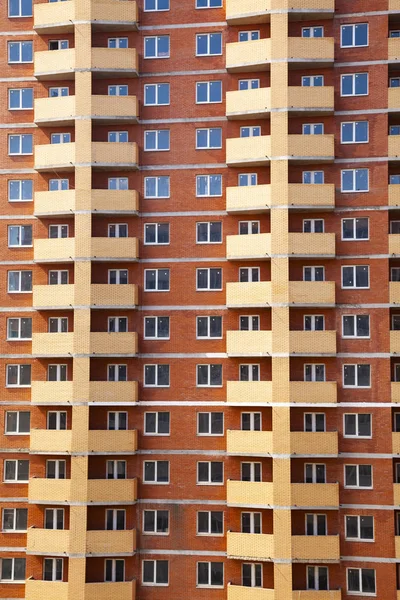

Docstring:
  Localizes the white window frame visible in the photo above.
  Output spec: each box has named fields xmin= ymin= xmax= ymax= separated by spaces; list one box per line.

xmin=344 ymin=464 xmax=373 ymax=489
xmin=144 ymin=364 xmax=170 ymax=387
xmin=143 ymin=509 xmax=169 ymax=535
xmin=8 ymin=134 xmax=33 ymax=155
xmin=8 ymin=225 xmax=32 ymax=248
xmin=144 ymin=176 xmax=170 ymax=198
xmin=46 ymin=459 xmax=66 ymax=480
xmin=343 ymin=364 xmax=371 ymax=388
xmin=304 ymin=315 xmax=324 ymax=331
xmin=341 ymin=265 xmax=369 ymax=289
xmin=107 ymin=364 xmax=127 ymax=382
xmin=304 ymin=463 xmax=326 ymax=484
xmin=108 ymin=131 xmax=128 ymax=143
xmin=342 ymin=315 xmax=370 ymax=339
xmin=0 ymin=557 xmax=26 ymax=582
xmin=304 ymin=364 xmax=326 ymax=382
xmin=4 ymin=459 xmax=29 ymax=483
xmin=305 ymin=513 xmax=327 ymax=536
xmin=197 ymin=412 xmax=224 ymax=436
xmin=341 ymin=168 xmax=369 ymax=193
xmin=104 ymin=558 xmax=125 ymax=582
xmin=303 ymin=219 xmax=324 ymax=233
xmin=197 ymin=461 xmax=223 ymax=485
xmin=302 ymin=171 xmax=324 ymax=184
xmin=144 ymin=35 xmax=170 ymax=59
xmin=144 ymin=0 xmax=169 ymax=11
xmin=196 ymin=221 xmax=222 ymax=244
xmin=197 ymin=561 xmax=224 ymax=588
xmin=302 ymin=26 xmax=324 ymax=37
xmin=144 ymin=223 xmax=170 ymax=245
xmin=196 ymin=80 xmax=222 ymax=104
xmin=343 ymin=413 xmax=372 ymax=439
xmin=144 ymin=83 xmax=170 ymax=106
xmin=45 ymin=508 xmax=64 ymax=530
xmin=144 ymin=316 xmax=170 ymax=340
xmin=307 ymin=566 xmax=329 ymax=591
xmin=346 ymin=567 xmax=376 ymax=596
xmin=49 ymin=317 xmax=68 ymax=334
xmin=304 ymin=412 xmax=326 ymax=432
xmin=301 ymin=75 xmax=324 ymax=87
xmin=107 ymin=412 xmax=127 ymax=431
xmin=196 ymin=33 xmax=223 ymax=56
xmin=197 ymin=511 xmax=223 ymax=535
xmin=8 ymin=41 xmax=33 ymax=64
xmin=196 ymin=316 xmax=223 ymax=339
xmin=4 ymin=411 xmax=30 ymax=435
xmin=2 ymin=508 xmax=27 ymax=532
xmin=345 ymin=515 xmax=374 ymax=542
xmin=108 ymin=316 xmax=128 ymax=333
xmin=8 ymin=179 xmax=33 ymax=202
xmin=341 ymin=217 xmax=369 ymax=241
xmin=143 ymin=460 xmax=170 ymax=484
xmin=341 ymin=73 xmax=368 ymax=97
xmin=196 ymin=0 xmax=222 ymax=7
xmin=239 ymin=364 xmax=260 ymax=382
xmin=47 ymin=411 xmax=67 ymax=431
xmin=8 ymin=88 xmax=33 ymax=110
xmin=196 ymin=174 xmax=222 ymax=197
xmin=108 ymin=177 xmax=128 ymax=191
xmin=196 ymin=364 xmax=223 ymax=387
xmin=8 ymin=0 xmax=33 ymax=17
xmin=196 ymin=268 xmax=222 ymax=291
xmin=107 ymin=37 xmax=128 ymax=49
xmin=142 ymin=559 xmax=169 ymax=586
xmin=341 ymin=121 xmax=369 ymax=144
xmin=196 ymin=127 xmax=222 ymax=149
xmin=303 ymin=266 xmax=325 ymax=282
xmin=144 ymin=269 xmax=170 ymax=292
xmin=49 ymin=87 xmax=69 ymax=98
xmin=144 ymin=129 xmax=170 ymax=151
xmin=6 ymin=364 xmax=31 ymax=388
xmin=108 ymin=223 xmax=128 ymax=238
xmin=241 ymin=461 xmax=262 ymax=482
xmin=144 ymin=412 xmax=170 ymax=436
xmin=340 ymin=23 xmax=369 ymax=48
xmin=106 ymin=460 xmax=126 ymax=480
xmin=108 ymin=269 xmax=128 ymax=284
xmin=105 ymin=509 xmax=126 ymax=531
xmin=302 ymin=123 xmax=324 ymax=135
xmin=48 ymin=364 xmax=67 ymax=382
xmin=7 ymin=317 xmax=32 ymax=341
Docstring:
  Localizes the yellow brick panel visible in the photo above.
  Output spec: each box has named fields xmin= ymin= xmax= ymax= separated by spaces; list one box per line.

xmin=289 ymin=233 xmax=336 ymax=257
xmin=90 ymin=284 xmax=138 ymax=307
xmin=34 ymin=95 xmax=76 ymax=123
xmin=226 ymin=184 xmax=271 ymax=212
xmin=90 ymin=1 xmax=138 ymax=23
xmin=227 ymin=532 xmax=274 ymax=560
xmin=389 ymin=185 xmax=400 ymax=207
xmin=89 ymin=381 xmax=138 ymax=403
xmin=226 ymin=136 xmax=271 ymax=166
xmin=291 ymin=483 xmax=339 ymax=508
xmin=228 ymin=585 xmax=275 ymax=600
xmin=28 ymin=478 xmax=72 ymax=503
xmin=86 ymin=529 xmax=136 ymax=554
xmin=91 ymin=95 xmax=138 ymax=119
xmin=30 ymin=429 xmax=72 ymax=453
xmin=34 ymin=49 xmax=76 ymax=76
xmin=227 ymin=330 xmax=272 ymax=356
xmin=33 ymin=284 xmax=72 ymax=310
xmin=91 ymin=189 xmax=138 ymax=212
xmin=227 ymin=381 xmax=273 ymax=404
xmin=291 ymin=535 xmax=340 ymax=560
xmin=87 ymin=478 xmax=137 ymax=503
xmin=289 ymin=281 xmax=335 ymax=305
xmin=227 ymin=233 xmax=271 ymax=259
xmin=226 ymin=39 xmax=271 ymax=71
xmin=32 ymin=332 xmax=74 ymax=356
xmin=288 ymin=134 xmax=334 ymax=158
xmin=226 ymin=0 xmax=271 ymax=23
xmin=289 ymin=330 xmax=336 ymax=354
xmin=227 ymin=430 xmax=273 ymax=455
xmin=226 ymin=282 xmax=272 ymax=307
xmin=291 ymin=432 xmax=338 ymax=455
xmin=26 ymin=580 xmax=69 ymax=600
xmin=290 ymin=381 xmax=337 ymax=404
xmin=91 ymin=48 xmax=138 ymax=72
xmin=90 ymin=332 xmax=138 ymax=354
xmin=227 ymin=480 xmax=274 ymax=506
xmin=34 ymin=238 xmax=75 ymax=262
xmin=389 ymin=235 xmax=400 ymax=256
xmin=292 ymin=592 xmax=341 ymax=600
xmin=91 ymin=237 xmax=139 ymax=260
xmin=286 ymin=184 xmax=335 ymax=208
xmin=31 ymin=381 xmax=74 ymax=405
xmin=87 ymin=430 xmax=137 ymax=453
xmin=392 ymin=382 xmax=400 ymax=403
xmin=85 ymin=581 xmax=136 ymax=600
xmin=226 ymin=88 xmax=271 ymax=117
xmin=27 ymin=528 xmax=69 ymax=554
xmin=288 ymin=37 xmax=334 ymax=61
xmin=287 ymin=86 xmax=334 ymax=110
xmin=34 ymin=190 xmax=76 ymax=215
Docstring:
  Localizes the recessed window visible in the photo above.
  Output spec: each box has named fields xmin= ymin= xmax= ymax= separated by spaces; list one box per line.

xmin=48 ymin=364 xmax=67 ymax=382
xmin=302 ymin=75 xmax=324 ymax=87
xmin=197 ymin=461 xmax=223 ymax=484
xmin=8 ymin=88 xmax=33 ymax=110
xmin=303 ymin=266 xmax=324 ymax=282
xmin=344 ymin=413 xmax=372 ymax=438
xmin=196 ymin=33 xmax=222 ymax=56
xmin=240 ymin=126 xmax=261 ymax=137
xmin=51 ymin=133 xmax=71 ymax=144
xmin=143 ymin=460 xmax=169 ymax=484
xmin=239 ymin=173 xmax=257 ymax=186
xmin=108 ymin=131 xmax=127 ymax=143
xmin=144 ymin=223 xmax=170 ymax=245
xmin=5 ymin=411 xmax=30 ymax=434
xmin=239 ymin=79 xmax=260 ymax=90
xmin=105 ymin=559 xmax=125 ymax=582
xmin=196 ymin=316 xmax=222 ymax=338
xmin=4 ymin=459 xmax=29 ymax=482
xmin=303 ymin=171 xmax=324 ymax=184
xmin=196 ymin=128 xmax=222 ymax=149
xmin=197 ymin=562 xmax=224 ymax=587
xmin=45 ymin=508 xmax=64 ymax=530
xmin=108 ymin=317 xmax=128 ymax=333
xmin=49 ymin=224 xmax=68 ymax=239
xmin=144 ymin=36 xmax=170 ymax=58
xmin=108 ymin=364 xmax=127 ymax=382
xmin=347 ymin=568 xmax=375 ymax=595
xmin=145 ymin=269 xmax=170 ymax=291
xmin=48 ymin=40 xmax=69 ymax=50
xmin=108 ymin=37 xmax=128 ymax=49
xmin=341 ymin=73 xmax=368 ymax=96
xmin=196 ymin=81 xmax=222 ymax=103
xmin=9 ymin=0 xmax=32 ymax=16
xmin=240 ymin=364 xmax=260 ymax=381
xmin=142 ymin=560 xmax=169 ymax=585
xmin=304 ymin=364 xmax=325 ymax=382
xmin=8 ymin=180 xmax=33 ymax=202
xmin=108 ymin=85 xmax=128 ymax=96
xmin=143 ymin=510 xmax=169 ymax=534
xmin=341 ymin=23 xmax=368 ymax=48
xmin=6 ymin=364 xmax=31 ymax=387
xmin=7 ymin=318 xmax=32 ymax=340
xmin=49 ymin=270 xmax=69 ymax=285
xmin=108 ymin=224 xmax=127 ymax=238
xmin=305 ymin=513 xmax=326 ymax=535
xmin=341 ymin=121 xmax=368 ymax=143
xmin=196 ymin=0 xmax=222 ymax=7
xmin=242 ymin=462 xmax=261 ymax=482
xmin=305 ymin=463 xmax=326 ymax=483
xmin=144 ymin=83 xmax=170 ymax=106
xmin=49 ymin=87 xmax=69 ymax=97
xmin=196 ymin=221 xmax=222 ymax=243
xmin=144 ymin=317 xmax=170 ymax=339
xmin=303 ymin=219 xmax=324 ymax=233
xmin=242 ymin=563 xmax=262 ymax=588
xmin=107 ymin=412 xmax=127 ymax=431
xmin=2 ymin=508 xmax=27 ymax=531
xmin=240 ymin=316 xmax=260 ymax=331
xmin=50 ymin=179 xmax=69 ymax=191
xmin=144 ymin=0 xmax=169 ymax=10
xmin=303 ymin=123 xmax=324 ymax=135
xmin=144 ymin=412 xmax=170 ymax=435
xmin=106 ymin=460 xmax=126 ymax=480
xmin=145 ymin=176 xmax=170 ymax=198
xmin=307 ymin=566 xmax=328 ymax=591
xmin=342 ymin=218 xmax=369 ymax=240
xmin=8 ymin=134 xmax=33 ymax=155
xmin=8 ymin=41 xmax=33 ymax=63
xmin=46 ymin=459 xmax=66 ymax=479
xmin=241 ymin=412 xmax=261 ymax=431
xmin=0 ymin=558 xmax=26 ymax=582
xmin=197 ymin=364 xmax=222 ymax=387
xmin=108 ymin=269 xmax=128 ymax=284
xmin=342 ymin=265 xmax=369 ymax=289
xmin=239 ymin=31 xmax=260 ymax=42
xmin=342 ymin=315 xmax=370 ymax=338
xmin=196 ymin=174 xmax=222 ymax=197
xmin=49 ymin=317 xmax=68 ymax=334
xmin=343 ymin=364 xmax=371 ymax=388
xmin=239 ymin=220 xmax=259 ymax=235
xmin=302 ymin=26 xmax=323 ymax=37
xmin=304 ymin=413 xmax=325 ymax=432
xmin=144 ymin=130 xmax=170 ymax=151
xmin=106 ymin=509 xmax=126 ymax=531
xmin=197 ymin=268 xmax=222 ymax=290
xmin=197 ymin=412 xmax=223 ymax=435
xmin=197 ymin=511 xmax=223 ymax=535
xmin=239 ymin=267 xmax=260 ymax=282
xmin=144 ymin=364 xmax=170 ymax=387
xmin=304 ymin=315 xmax=324 ymax=331
xmin=47 ymin=411 xmax=67 ymax=431
xmin=390 ymin=78 xmax=400 ymax=88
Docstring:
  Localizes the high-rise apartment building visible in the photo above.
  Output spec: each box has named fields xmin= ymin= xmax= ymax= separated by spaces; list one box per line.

xmin=1 ymin=0 xmax=400 ymax=598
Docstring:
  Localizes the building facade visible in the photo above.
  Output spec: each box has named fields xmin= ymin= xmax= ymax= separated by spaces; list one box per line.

xmin=0 ymin=0 xmax=399 ymax=598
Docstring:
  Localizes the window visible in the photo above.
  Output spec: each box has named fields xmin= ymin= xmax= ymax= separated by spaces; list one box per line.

xmin=106 ymin=509 xmax=126 ymax=531
xmin=5 ymin=411 xmax=30 ymax=434
xmin=108 ymin=177 xmax=128 ymax=191
xmin=196 ymin=0 xmax=222 ymax=6
xmin=48 ymin=365 xmax=67 ymax=382
xmin=7 ymin=225 xmax=32 ymax=248
xmin=144 ymin=0 xmax=169 ymax=10
xmin=390 ymin=78 xmax=400 ymax=88
xmin=143 ymin=510 xmax=169 ymax=534
xmin=241 ymin=462 xmax=262 ymax=484
xmin=108 ymin=317 xmax=128 ymax=333
xmin=8 ymin=180 xmax=33 ymax=202
xmin=196 ymin=316 xmax=222 ymax=338
xmin=303 ymin=219 xmax=324 ymax=233
xmin=196 ymin=222 xmax=222 ymax=243
xmin=144 ymin=130 xmax=170 ymax=151
xmin=240 ymin=316 xmax=260 ymax=331
xmin=108 ymin=37 xmax=128 ymax=49
xmin=196 ymin=33 xmax=222 ymax=56
xmin=240 ymin=126 xmax=261 ymax=137
xmin=394 ymin=316 xmax=400 ymax=331
xmin=48 ymin=225 xmax=68 ymax=240
xmin=144 ymin=412 xmax=170 ymax=435
xmin=0 ymin=558 xmax=26 ymax=582
xmin=144 ymin=364 xmax=170 ymax=387
xmin=198 ymin=412 xmax=223 ymax=435
xmin=197 ymin=511 xmax=223 ymax=534
xmin=108 ymin=131 xmax=128 ymax=143
xmin=107 ymin=412 xmax=127 ymax=431
xmin=196 ymin=81 xmax=222 ymax=103
xmin=239 ymin=173 xmax=258 ymax=186
xmin=109 ymin=269 xmax=128 ymax=284
xmin=6 ymin=364 xmax=31 ymax=387
xmin=239 ymin=221 xmax=260 ymax=234
xmin=143 ymin=460 xmax=169 ymax=484
xmin=106 ymin=460 xmax=126 ymax=480
xmin=145 ymin=176 xmax=170 ymax=198
xmin=343 ymin=364 xmax=371 ymax=388
xmin=391 ymin=30 xmax=400 ymax=37
xmin=306 ymin=513 xmax=327 ymax=535
xmin=302 ymin=26 xmax=323 ymax=37
xmin=45 ymin=508 xmax=64 ymax=530
xmin=304 ymin=364 xmax=325 ymax=382
xmin=197 ymin=461 xmax=223 ymax=484
xmin=196 ymin=128 xmax=222 ymax=149
xmin=144 ymin=317 xmax=170 ymax=339
xmin=345 ymin=464 xmax=372 ymax=488
xmin=51 ymin=133 xmax=71 ymax=144
xmin=393 ymin=268 xmax=400 ymax=282
xmin=144 ymin=36 xmax=170 ymax=58
xmin=342 ymin=265 xmax=369 ymax=289
xmin=345 ymin=515 xmax=373 ymax=541
xmin=142 ymin=560 xmax=169 ymax=585
xmin=307 ymin=566 xmax=328 ymax=591
xmin=347 ymin=568 xmax=375 ymax=595
xmin=49 ymin=87 xmax=69 ymax=98
xmin=341 ymin=121 xmax=369 ymax=143
xmin=47 ymin=411 xmax=67 ymax=430
xmin=241 ymin=412 xmax=261 ymax=431
xmin=239 ymin=31 xmax=260 ymax=42
xmin=302 ymin=75 xmax=324 ymax=87
xmin=304 ymin=315 xmax=324 ymax=331
xmin=8 ymin=88 xmax=33 ymax=110
xmin=341 ymin=23 xmax=368 ymax=47
xmin=8 ymin=41 xmax=33 ymax=63
xmin=240 ymin=364 xmax=260 ymax=381
xmin=46 ymin=459 xmax=66 ymax=479
xmin=342 ymin=315 xmax=370 ymax=338
xmin=197 ymin=364 xmax=222 ymax=387
xmin=4 ymin=460 xmax=29 ymax=482
xmin=2 ymin=508 xmax=27 ymax=531
xmin=48 ymin=40 xmax=69 ymax=50
xmin=108 ymin=224 xmax=127 ymax=238
xmin=108 ymin=85 xmax=128 ymax=96
xmin=196 ymin=174 xmax=222 ymax=197
xmin=49 ymin=318 xmax=68 ymax=333
xmin=239 ymin=267 xmax=260 ymax=282
xmin=105 ymin=559 xmax=125 ymax=582
xmin=7 ymin=318 xmax=32 ymax=340
xmin=305 ymin=463 xmax=326 ymax=483
xmin=303 ymin=123 xmax=324 ymax=135
xmin=197 ymin=562 xmax=224 ymax=587
xmin=341 ymin=73 xmax=368 ymax=96
xmin=144 ymin=83 xmax=170 ymax=106
xmin=242 ymin=563 xmax=262 ymax=588
xmin=145 ymin=269 xmax=170 ymax=291
xmin=304 ymin=413 xmax=325 ymax=432
xmin=44 ymin=558 xmax=63 ymax=582
xmin=303 ymin=266 xmax=324 ymax=281
xmin=342 ymin=218 xmax=369 ymax=240
xmin=239 ymin=79 xmax=260 ymax=90
xmin=303 ymin=171 xmax=324 ymax=184
xmin=9 ymin=0 xmax=32 ymax=16
xmin=8 ymin=134 xmax=33 ymax=155
xmin=108 ymin=364 xmax=127 ymax=382
xmin=197 ymin=268 xmax=222 ymax=290
xmin=144 ymin=223 xmax=170 ymax=245
xmin=391 ymin=221 xmax=400 ymax=234
xmin=49 ymin=270 xmax=68 ymax=285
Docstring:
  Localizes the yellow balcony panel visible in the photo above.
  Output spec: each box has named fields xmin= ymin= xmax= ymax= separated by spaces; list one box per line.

xmin=394 ymin=484 xmax=400 ymax=506
xmin=390 ymin=0 xmax=400 ymax=10
xmin=396 ymin=537 xmax=400 ymax=559
xmin=85 ymin=581 xmax=136 ymax=600
xmin=90 ymin=1 xmax=138 ymax=30
xmin=226 ymin=88 xmax=271 ymax=119
xmin=90 ymin=332 xmax=138 ymax=355
xmin=291 ymin=483 xmax=339 ymax=508
xmin=288 ymin=86 xmax=334 ymax=115
xmin=87 ymin=478 xmax=137 ymax=503
xmin=35 ymin=142 xmax=76 ymax=172
xmin=389 ymin=88 xmax=400 ymax=114
xmin=289 ymin=282 xmax=336 ymax=306
xmin=290 ymin=331 xmax=337 ymax=355
xmin=34 ymin=49 xmax=76 ymax=80
xmin=226 ymin=184 xmax=270 ymax=213
xmin=391 ymin=282 xmax=400 ymax=305
xmin=392 ymin=382 xmax=400 ymax=403
xmin=34 ymin=238 xmax=75 ymax=263
xmin=292 ymin=592 xmax=342 ymax=600
xmin=390 ymin=234 xmax=400 ymax=256
xmin=86 ymin=529 xmax=136 ymax=554
xmin=227 ymin=430 xmax=273 ymax=456
xmin=91 ymin=190 xmax=138 ymax=213
xmin=91 ymin=237 xmax=139 ymax=260
xmin=287 ymin=184 xmax=335 ymax=209
xmin=288 ymin=37 xmax=334 ymax=66
xmin=227 ymin=330 xmax=272 ymax=357
xmin=289 ymin=382 xmax=337 ymax=404
xmin=227 ymin=136 xmax=271 ymax=167
xmin=389 ymin=38 xmax=400 ymax=62
xmin=31 ymin=381 xmax=74 ymax=405
xmin=227 ymin=233 xmax=271 ymax=260
xmin=90 ymin=284 xmax=138 ymax=308
xmin=88 ymin=430 xmax=137 ymax=453
xmin=290 ymin=432 xmax=338 ymax=456
xmin=226 ymin=0 xmax=272 ymax=24
xmin=27 ymin=528 xmax=69 ymax=555
xmin=226 ymin=39 xmax=271 ymax=72
xmin=227 ymin=480 xmax=274 ymax=507
xmin=30 ymin=429 xmax=72 ymax=454
xmin=393 ymin=432 xmax=400 ymax=454
xmin=91 ymin=48 xmax=138 ymax=77
xmin=227 ymin=532 xmax=274 ymax=560
xmin=26 ymin=580 xmax=68 ymax=600
xmin=91 ymin=95 xmax=138 ymax=122
xmin=227 ymin=381 xmax=273 ymax=404
xmin=89 ymin=381 xmax=138 ymax=404
xmin=92 ymin=142 xmax=138 ymax=170
xmin=34 ymin=96 xmax=76 ymax=126
xmin=289 ymin=233 xmax=335 ymax=257
xmin=32 ymin=333 xmax=74 ymax=357
xmin=28 ymin=478 xmax=72 ymax=504
xmin=228 ymin=585 xmax=275 ymax=600
xmin=33 ymin=284 xmax=75 ymax=309
xmin=291 ymin=535 xmax=340 ymax=561
xmin=389 ymin=135 xmax=400 ymax=159
xmin=226 ymin=282 xmax=272 ymax=307
xmin=288 ymin=135 xmax=335 ymax=163
xmin=34 ymin=1 xmax=75 ymax=33
xmin=34 ymin=191 xmax=76 ymax=217
xmin=391 ymin=330 xmax=400 ymax=354
xmin=390 ymin=185 xmax=400 ymax=207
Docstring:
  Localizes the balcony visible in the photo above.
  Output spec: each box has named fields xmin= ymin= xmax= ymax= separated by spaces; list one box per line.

xmin=291 ymin=483 xmax=339 ymax=508
xmin=392 ymin=382 xmax=400 ymax=403
xmin=32 ymin=333 xmax=74 ymax=357
xmin=91 ymin=238 xmax=139 ymax=261
xmin=87 ymin=430 xmax=137 ymax=453
xmin=227 ymin=430 xmax=273 ymax=456
xmin=30 ymin=430 xmax=72 ymax=454
xmin=226 ymin=233 xmax=271 ymax=259
xmin=226 ymin=136 xmax=271 ymax=167
xmin=227 ymin=532 xmax=274 ymax=560
xmin=287 ymin=184 xmax=335 ymax=210
xmin=226 ymin=0 xmax=334 ymax=24
xmin=27 ymin=528 xmax=69 ymax=555
xmin=34 ymin=143 xmax=76 ymax=171
xmin=289 ymin=331 xmax=336 ymax=355
xmin=226 ymin=88 xmax=271 ymax=119
xmin=34 ymin=95 xmax=139 ymax=126
xmin=31 ymin=381 xmax=74 ymax=405
xmin=34 ymin=189 xmax=138 ymax=217
xmin=91 ymin=48 xmax=138 ymax=77
xmin=289 ymin=233 xmax=335 ymax=257
xmin=87 ymin=479 xmax=137 ymax=503
xmin=227 ymin=480 xmax=273 ymax=507
xmin=28 ymin=478 xmax=72 ymax=504
xmin=389 ymin=185 xmax=400 ymax=207
xmin=90 ymin=284 xmax=138 ymax=308
xmin=389 ymin=38 xmax=400 ymax=62
xmin=291 ymin=535 xmax=340 ymax=561
xmin=390 ymin=234 xmax=400 ymax=255
xmin=394 ymin=484 xmax=400 ymax=505
xmin=226 ymin=185 xmax=270 ymax=213
xmin=85 ymin=582 xmax=136 ymax=600
xmin=389 ymin=136 xmax=400 ymax=160
xmin=288 ymin=135 xmax=335 ymax=163
xmin=26 ymin=581 xmax=68 ymax=600
xmin=92 ymin=142 xmax=138 ymax=169
xmin=228 ymin=585 xmax=275 ymax=600
xmin=390 ymin=282 xmax=400 ymax=305
xmin=34 ymin=96 xmax=76 ymax=126
xmin=89 ymin=381 xmax=138 ymax=404
xmin=290 ymin=432 xmax=338 ymax=456
xmin=288 ymin=37 xmax=334 ymax=67
xmin=227 ymin=331 xmax=272 ymax=356
xmin=86 ymin=529 xmax=136 ymax=554
xmin=227 ymin=381 xmax=273 ymax=404
xmin=396 ymin=536 xmax=400 ymax=559
xmin=289 ymin=382 xmax=337 ymax=404
xmin=226 ymin=39 xmax=271 ymax=72
xmin=91 ymin=190 xmax=138 ymax=213
xmin=289 ymin=282 xmax=336 ymax=306
xmin=393 ymin=432 xmax=400 ymax=454
xmin=34 ymin=49 xmax=76 ymax=80
xmin=226 ymin=282 xmax=272 ymax=307
xmin=287 ymin=86 xmax=334 ymax=115
xmin=34 ymin=190 xmax=76 ymax=216
xmin=34 ymin=238 xmax=75 ymax=263
xmin=391 ymin=331 xmax=400 ymax=354
xmin=389 ymin=88 xmax=400 ymax=115
xmin=90 ymin=332 xmax=138 ymax=355
xmin=33 ymin=285 xmax=74 ymax=309
xmin=292 ymin=593 xmax=342 ymax=600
